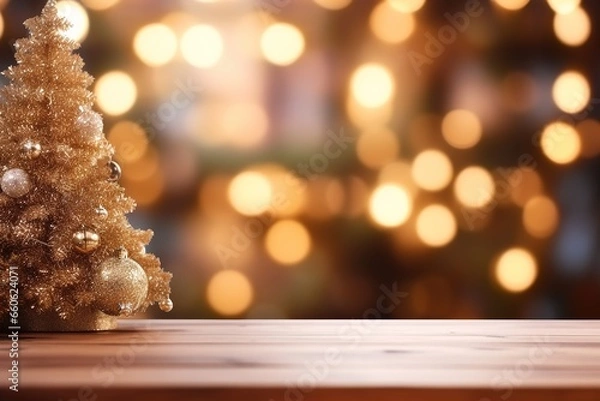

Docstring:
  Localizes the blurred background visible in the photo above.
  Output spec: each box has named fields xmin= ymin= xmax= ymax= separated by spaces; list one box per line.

xmin=1 ymin=0 xmax=599 ymax=319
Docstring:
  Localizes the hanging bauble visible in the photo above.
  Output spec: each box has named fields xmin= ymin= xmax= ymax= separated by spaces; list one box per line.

xmin=95 ymin=206 xmax=108 ymax=219
xmin=159 ymin=298 xmax=174 ymax=312
xmin=21 ymin=140 xmax=42 ymax=159
xmin=93 ymin=249 xmax=149 ymax=316
xmin=108 ymin=161 xmax=121 ymax=182
xmin=73 ymin=228 xmax=100 ymax=253
xmin=1 ymin=168 xmax=32 ymax=198
xmin=77 ymin=107 xmax=104 ymax=141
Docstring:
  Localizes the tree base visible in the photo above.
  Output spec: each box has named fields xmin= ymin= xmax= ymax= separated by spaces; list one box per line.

xmin=2 ymin=307 xmax=117 ymax=332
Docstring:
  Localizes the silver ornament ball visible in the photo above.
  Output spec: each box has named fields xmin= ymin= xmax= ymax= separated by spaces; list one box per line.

xmin=95 ymin=206 xmax=108 ymax=219
xmin=77 ymin=109 xmax=104 ymax=141
xmin=108 ymin=161 xmax=121 ymax=182
xmin=1 ymin=168 xmax=32 ymax=198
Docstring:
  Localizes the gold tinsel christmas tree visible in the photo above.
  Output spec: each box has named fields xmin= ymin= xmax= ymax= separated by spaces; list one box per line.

xmin=0 ymin=1 xmax=172 ymax=331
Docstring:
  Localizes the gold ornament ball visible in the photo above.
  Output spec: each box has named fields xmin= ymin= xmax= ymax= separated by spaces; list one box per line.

xmin=94 ymin=255 xmax=149 ymax=316
xmin=159 ymin=298 xmax=173 ymax=312
xmin=22 ymin=140 xmax=42 ymax=159
xmin=73 ymin=229 xmax=100 ymax=253
xmin=1 ymin=168 xmax=32 ymax=198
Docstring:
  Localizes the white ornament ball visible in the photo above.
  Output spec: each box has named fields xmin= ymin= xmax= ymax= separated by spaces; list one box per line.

xmin=1 ymin=168 xmax=32 ymax=198
xmin=77 ymin=109 xmax=104 ymax=141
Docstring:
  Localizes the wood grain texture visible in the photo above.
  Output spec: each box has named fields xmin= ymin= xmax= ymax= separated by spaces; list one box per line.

xmin=1 ymin=320 xmax=600 ymax=401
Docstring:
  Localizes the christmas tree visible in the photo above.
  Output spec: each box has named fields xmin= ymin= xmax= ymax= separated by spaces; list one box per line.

xmin=0 ymin=1 xmax=172 ymax=331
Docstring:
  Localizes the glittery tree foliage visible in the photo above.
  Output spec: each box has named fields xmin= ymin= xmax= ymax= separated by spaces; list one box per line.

xmin=0 ymin=1 xmax=171 ymax=329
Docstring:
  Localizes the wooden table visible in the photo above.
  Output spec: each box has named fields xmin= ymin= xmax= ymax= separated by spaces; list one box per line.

xmin=1 ymin=320 xmax=599 ymax=400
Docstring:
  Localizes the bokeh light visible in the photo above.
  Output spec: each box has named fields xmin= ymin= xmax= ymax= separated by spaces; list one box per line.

xmin=181 ymin=24 xmax=223 ymax=68
xmin=17 ymin=0 xmax=600 ymax=320
xmin=416 ymin=204 xmax=457 ymax=247
xmin=56 ymin=1 xmax=89 ymax=42
xmin=0 ymin=13 xmax=4 ymax=40
xmin=107 ymin=121 xmax=148 ymax=163
xmin=552 ymin=71 xmax=590 ymax=114
xmin=260 ymin=23 xmax=305 ymax=66
xmin=370 ymin=1 xmax=415 ymax=44
xmin=206 ymin=270 xmax=254 ymax=315
xmin=387 ymin=0 xmax=426 ymax=13
xmin=95 ymin=71 xmax=137 ymax=116
xmin=494 ymin=248 xmax=537 ymax=293
xmin=228 ymin=171 xmax=273 ymax=216
xmin=350 ymin=63 xmax=395 ymax=108
xmin=553 ymin=6 xmax=590 ymax=46
xmin=313 ymin=0 xmax=352 ymax=10
xmin=81 ymin=0 xmax=121 ymax=10
xmin=219 ymin=102 xmax=269 ymax=148
xmin=454 ymin=166 xmax=495 ymax=208
xmin=369 ymin=184 xmax=412 ymax=228
xmin=523 ymin=196 xmax=559 ymax=238
xmin=356 ymin=128 xmax=399 ymax=169
xmin=493 ymin=0 xmax=530 ymax=10
xmin=133 ymin=23 xmax=178 ymax=67
xmin=441 ymin=109 xmax=482 ymax=149
xmin=265 ymin=220 xmax=312 ymax=265
xmin=411 ymin=149 xmax=453 ymax=191
xmin=547 ymin=0 xmax=580 ymax=14
xmin=540 ymin=121 xmax=581 ymax=165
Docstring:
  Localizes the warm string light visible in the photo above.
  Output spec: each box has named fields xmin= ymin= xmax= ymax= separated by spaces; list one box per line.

xmin=350 ymin=63 xmax=396 ymax=108
xmin=493 ymin=0 xmax=530 ymax=11
xmin=494 ymin=248 xmax=537 ymax=293
xmin=313 ymin=0 xmax=352 ymax=10
xmin=265 ymin=220 xmax=312 ymax=265
xmin=441 ymin=109 xmax=482 ymax=149
xmin=134 ymin=24 xmax=178 ymax=67
xmin=206 ymin=270 xmax=254 ymax=315
xmin=260 ymin=23 xmax=305 ymax=66
xmin=369 ymin=184 xmax=413 ymax=228
xmin=552 ymin=71 xmax=590 ymax=114
xmin=181 ymin=24 xmax=223 ymax=68
xmin=416 ymin=205 xmax=457 ymax=247
xmin=71 ymin=0 xmax=599 ymax=315
xmin=95 ymin=71 xmax=138 ymax=116
xmin=411 ymin=150 xmax=453 ymax=192
xmin=370 ymin=1 xmax=415 ymax=44
xmin=56 ymin=0 xmax=89 ymax=42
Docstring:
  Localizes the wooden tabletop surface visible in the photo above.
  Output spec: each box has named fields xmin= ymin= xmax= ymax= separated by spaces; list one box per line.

xmin=1 ymin=319 xmax=600 ymax=400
